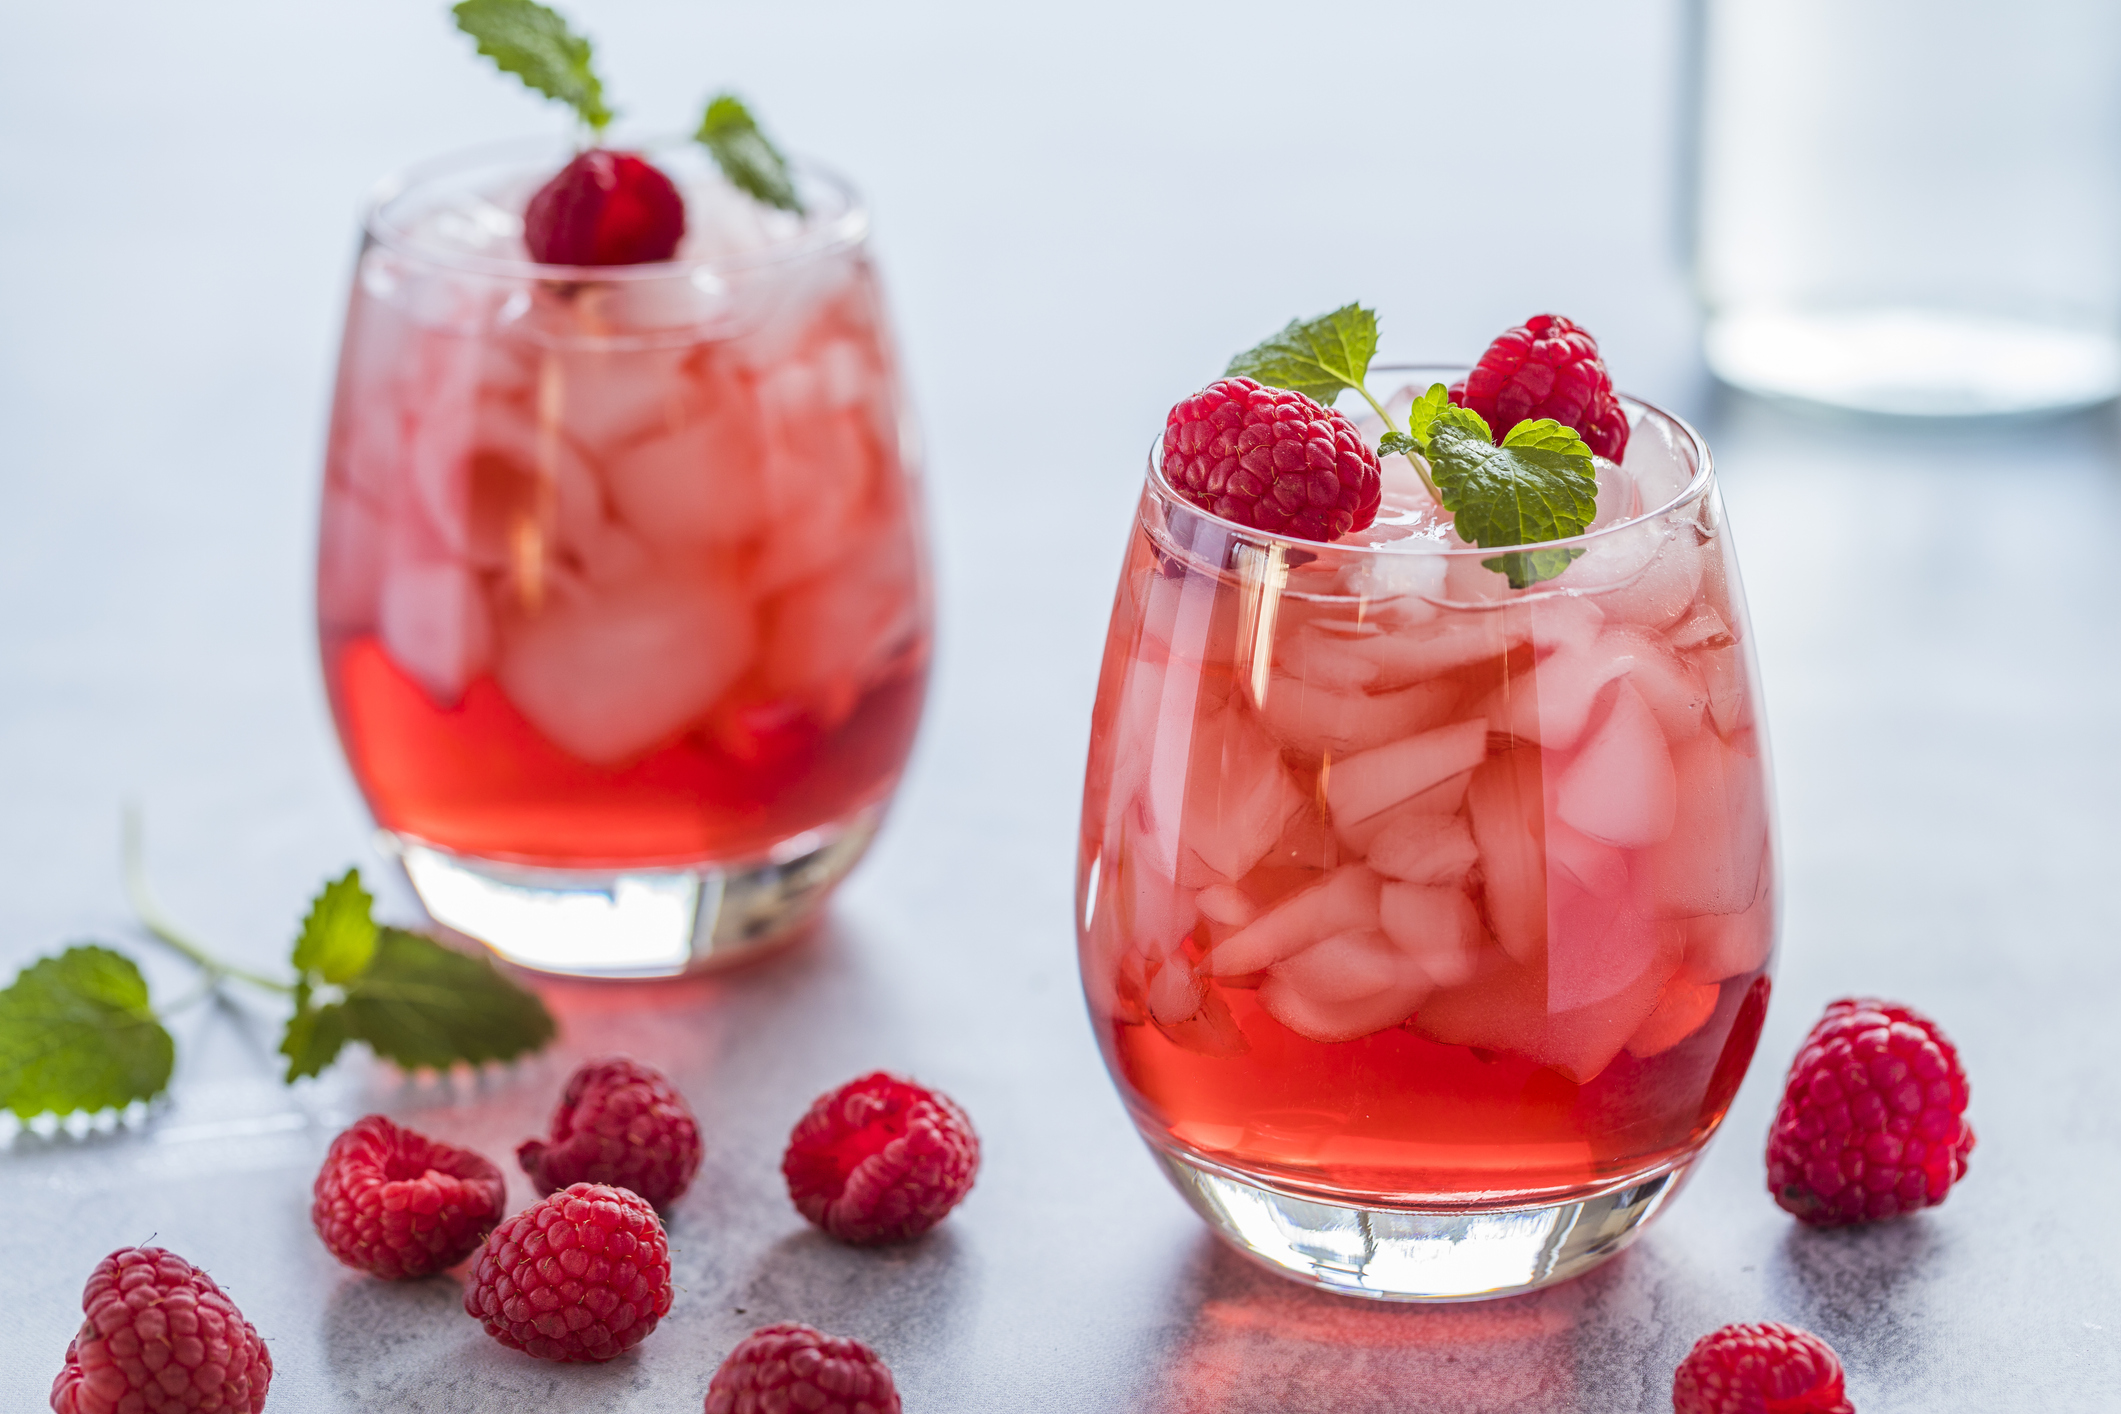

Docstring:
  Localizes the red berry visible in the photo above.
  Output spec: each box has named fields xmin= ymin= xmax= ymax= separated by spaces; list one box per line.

xmin=50 ymin=1246 xmax=272 ymax=1414
xmin=1766 ymin=998 xmax=1974 ymax=1226
xmin=1450 ymin=313 xmax=1630 ymax=460
xmin=704 ymin=1322 xmax=901 ymax=1414
xmin=1161 ymin=376 xmax=1382 ymax=543
xmin=312 ymin=1114 xmax=507 ymax=1279
xmin=781 ymin=1072 xmax=979 ymax=1245
xmin=524 ymin=149 xmax=686 ymax=266
xmin=1672 ymin=1321 xmax=1854 ymax=1414
xmin=519 ymin=1056 xmax=703 ymax=1209
xmin=463 ymin=1182 xmax=673 ymax=1362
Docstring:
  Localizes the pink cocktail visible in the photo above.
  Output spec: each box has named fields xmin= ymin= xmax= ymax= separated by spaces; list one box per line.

xmin=318 ymin=139 xmax=930 ymax=974
xmin=1077 ymin=369 xmax=1773 ymax=1298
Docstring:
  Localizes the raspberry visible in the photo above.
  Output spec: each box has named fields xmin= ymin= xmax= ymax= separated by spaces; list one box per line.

xmin=312 ymin=1114 xmax=507 ymax=1279
xmin=703 ymin=1323 xmax=901 ymax=1414
xmin=781 ymin=1072 xmax=979 ymax=1245
xmin=1449 ymin=314 xmax=1630 ymax=460
xmin=1161 ymin=377 xmax=1381 ymax=543
xmin=463 ymin=1182 xmax=673 ymax=1362
xmin=50 ymin=1246 xmax=272 ymax=1414
xmin=1672 ymin=1322 xmax=1853 ymax=1414
xmin=524 ymin=149 xmax=686 ymax=266
xmin=518 ymin=1056 xmax=703 ymax=1209
xmin=1766 ymin=998 xmax=1974 ymax=1226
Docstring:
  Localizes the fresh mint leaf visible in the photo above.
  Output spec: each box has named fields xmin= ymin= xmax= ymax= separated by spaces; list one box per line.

xmin=695 ymin=93 xmax=803 ymax=213
xmin=1225 ymin=304 xmax=1379 ymax=406
xmin=1500 ymin=416 xmax=1596 ymax=459
xmin=453 ymin=0 xmax=612 ymax=133
xmin=291 ymin=869 xmax=376 ymax=986
xmin=1405 ymin=382 xmax=1453 ymax=446
xmin=338 ymin=928 xmax=555 ymax=1072
xmin=279 ymin=980 xmax=349 ymax=1083
xmin=1377 ymin=430 xmax=1418 ymax=459
xmin=0 ymin=946 xmax=174 ymax=1119
xmin=1427 ymin=416 xmax=1599 ymax=589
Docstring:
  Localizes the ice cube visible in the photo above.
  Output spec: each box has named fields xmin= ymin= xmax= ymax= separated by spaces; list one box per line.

xmin=1358 ymin=614 xmax=1528 ymax=688
xmin=1276 ymin=619 xmax=1388 ymax=693
xmin=1333 ymin=770 xmax=1473 ymax=853
xmin=1256 ymin=675 xmax=1459 ymax=757
xmin=1632 ymin=733 xmax=1770 ymax=918
xmin=1325 ymin=719 xmax=1490 ymax=827
xmin=1146 ymin=953 xmax=1208 ymax=1026
xmin=1178 ymin=702 xmax=1307 ymax=883
xmin=1625 ymin=976 xmax=1723 ymax=1059
xmin=1480 ymin=640 xmax=1626 ymax=750
xmin=398 ymin=329 xmax=486 ymax=559
xmin=1544 ymin=883 xmax=1684 ymax=1013
xmin=1210 ymin=864 xmax=1382 ymax=976
xmin=600 ymin=393 xmax=771 ymax=551
xmin=759 ymin=536 xmax=923 ymax=725
xmin=1270 ymin=928 xmax=1419 ymax=1004
xmin=1693 ymin=644 xmax=1751 ymax=738
xmin=1680 ymin=868 xmax=1775 ymax=982
xmin=1669 ymin=606 xmax=1734 ymax=653
xmin=1603 ymin=627 xmax=1708 ymax=742
xmin=378 ymin=557 xmax=493 ymax=707
xmin=1467 ymin=747 xmax=1548 ymax=963
xmin=1545 ymin=819 xmax=1629 ymax=897
xmin=1197 ymin=883 xmax=1259 ymax=927
xmin=1573 ymin=524 xmax=1706 ymax=631
xmin=1366 ymin=814 xmax=1479 ymax=886
xmin=1260 ymin=964 xmax=1427 ymax=1043
xmin=494 ymin=567 xmax=756 ymax=765
xmin=1557 ymin=681 xmax=1678 ymax=847
xmin=1337 ymin=549 xmax=1445 ymax=624
xmin=1378 ymin=883 xmax=1483 ymax=986
xmin=1155 ymin=984 xmax=1250 ymax=1057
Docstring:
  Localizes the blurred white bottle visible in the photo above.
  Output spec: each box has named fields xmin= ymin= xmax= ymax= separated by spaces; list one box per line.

xmin=1694 ymin=0 xmax=2121 ymax=415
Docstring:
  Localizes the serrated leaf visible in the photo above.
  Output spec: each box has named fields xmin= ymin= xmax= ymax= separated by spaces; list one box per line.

xmin=1405 ymin=382 xmax=1453 ymax=447
xmin=453 ymin=0 xmax=611 ymax=132
xmin=695 ymin=92 xmax=803 ymax=213
xmin=339 ymin=929 xmax=555 ymax=1072
xmin=1377 ymin=430 xmax=1418 ymax=459
xmin=1500 ymin=416 xmax=1595 ymax=459
xmin=1427 ymin=417 xmax=1599 ymax=589
xmin=291 ymin=869 xmax=376 ymax=985
xmin=279 ymin=981 xmax=350 ymax=1082
xmin=1224 ymin=304 xmax=1378 ymax=406
xmin=0 ymin=946 xmax=173 ymax=1119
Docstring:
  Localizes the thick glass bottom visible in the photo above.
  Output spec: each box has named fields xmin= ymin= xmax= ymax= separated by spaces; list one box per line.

xmin=383 ymin=804 xmax=881 ymax=978
xmin=1155 ymin=1145 xmax=1692 ymax=1302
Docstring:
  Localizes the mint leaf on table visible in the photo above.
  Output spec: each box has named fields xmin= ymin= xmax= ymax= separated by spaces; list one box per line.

xmin=696 ymin=93 xmax=804 ymax=213
xmin=0 ymin=946 xmax=174 ymax=1119
xmin=1426 ymin=412 xmax=1600 ymax=589
xmin=1225 ymin=304 xmax=1380 ymax=406
xmin=291 ymin=869 xmax=377 ymax=985
xmin=280 ymin=987 xmax=350 ymax=1083
xmin=453 ymin=0 xmax=612 ymax=133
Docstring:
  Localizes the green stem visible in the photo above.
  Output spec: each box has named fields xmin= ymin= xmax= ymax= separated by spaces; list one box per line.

xmin=122 ymin=809 xmax=294 ymax=996
xmin=1351 ymin=381 xmax=1442 ymax=501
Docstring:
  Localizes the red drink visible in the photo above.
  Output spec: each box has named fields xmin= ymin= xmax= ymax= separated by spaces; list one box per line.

xmin=1078 ymin=378 xmax=1773 ymax=1217
xmin=316 ymin=141 xmax=929 ymax=968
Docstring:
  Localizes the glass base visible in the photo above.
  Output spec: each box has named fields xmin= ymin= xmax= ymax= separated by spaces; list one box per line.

xmin=383 ymin=806 xmax=882 ymax=978
xmin=1705 ymin=304 xmax=2121 ymax=416
xmin=1155 ymin=1146 xmax=1692 ymax=1302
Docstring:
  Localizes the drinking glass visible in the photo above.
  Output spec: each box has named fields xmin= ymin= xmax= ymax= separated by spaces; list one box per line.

xmin=1076 ymin=369 xmax=1774 ymax=1300
xmin=317 ymin=137 xmax=931 ymax=977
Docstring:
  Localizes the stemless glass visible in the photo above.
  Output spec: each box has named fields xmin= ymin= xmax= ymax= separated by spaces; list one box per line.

xmin=1076 ymin=369 xmax=1775 ymax=1300
xmin=317 ymin=137 xmax=931 ymax=977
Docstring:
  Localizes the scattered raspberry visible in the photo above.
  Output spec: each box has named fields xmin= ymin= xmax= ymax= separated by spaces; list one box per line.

xmin=1161 ymin=377 xmax=1382 ymax=542
xmin=519 ymin=1056 xmax=703 ymax=1209
xmin=704 ymin=1323 xmax=901 ymax=1414
xmin=1449 ymin=314 xmax=1630 ymax=460
xmin=782 ymin=1072 xmax=979 ymax=1245
xmin=463 ymin=1183 xmax=673 ymax=1362
xmin=1766 ymin=998 xmax=1974 ymax=1226
xmin=313 ymin=1114 xmax=507 ymax=1279
xmin=50 ymin=1246 xmax=272 ymax=1414
xmin=1673 ymin=1321 xmax=1854 ymax=1414
xmin=524 ymin=149 xmax=686 ymax=266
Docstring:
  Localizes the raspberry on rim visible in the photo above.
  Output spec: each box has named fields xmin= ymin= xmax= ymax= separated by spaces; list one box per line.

xmin=519 ymin=1055 xmax=704 ymax=1209
xmin=524 ymin=149 xmax=687 ymax=266
xmin=1672 ymin=1321 xmax=1854 ymax=1414
xmin=313 ymin=1113 xmax=508 ymax=1278
xmin=51 ymin=1246 xmax=273 ymax=1414
xmin=1451 ymin=313 xmax=1630 ymax=460
xmin=1162 ymin=376 xmax=1382 ymax=543
xmin=782 ymin=1072 xmax=980 ymax=1244
xmin=1766 ymin=998 xmax=1974 ymax=1226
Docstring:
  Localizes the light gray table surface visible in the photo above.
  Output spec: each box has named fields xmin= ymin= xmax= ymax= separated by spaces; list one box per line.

xmin=6 ymin=2 xmax=2119 ymax=1410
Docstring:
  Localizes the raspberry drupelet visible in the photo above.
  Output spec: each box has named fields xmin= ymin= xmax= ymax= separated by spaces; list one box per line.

xmin=782 ymin=1072 xmax=980 ymax=1244
xmin=50 ymin=1246 xmax=273 ymax=1414
xmin=463 ymin=1182 xmax=674 ymax=1362
xmin=313 ymin=1114 xmax=507 ymax=1278
xmin=1766 ymin=998 xmax=1974 ymax=1226
xmin=1672 ymin=1322 xmax=1855 ymax=1414
xmin=1451 ymin=313 xmax=1630 ymax=460
xmin=519 ymin=1056 xmax=703 ymax=1209
xmin=1161 ymin=377 xmax=1381 ymax=542
xmin=704 ymin=1323 xmax=901 ymax=1414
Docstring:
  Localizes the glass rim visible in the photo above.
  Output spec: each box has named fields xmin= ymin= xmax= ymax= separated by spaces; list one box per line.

xmin=360 ymin=133 xmax=870 ymax=282
xmin=1145 ymin=363 xmax=1715 ymax=562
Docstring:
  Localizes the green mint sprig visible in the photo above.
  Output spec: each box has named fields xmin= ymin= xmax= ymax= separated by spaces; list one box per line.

xmin=696 ymin=93 xmax=804 ymax=213
xmin=454 ymin=0 xmax=612 ymax=133
xmin=1226 ymin=306 xmax=1601 ymax=587
xmin=0 ymin=827 xmax=557 ymax=1122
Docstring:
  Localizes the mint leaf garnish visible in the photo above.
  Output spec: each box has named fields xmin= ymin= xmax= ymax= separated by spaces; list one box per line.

xmin=291 ymin=869 xmax=377 ymax=985
xmin=1426 ymin=411 xmax=1599 ymax=589
xmin=280 ymin=983 xmax=350 ymax=1082
xmin=1405 ymin=382 xmax=1452 ymax=444
xmin=1225 ymin=304 xmax=1380 ymax=407
xmin=1377 ymin=430 xmax=1417 ymax=459
xmin=453 ymin=0 xmax=612 ymax=133
xmin=340 ymin=929 xmax=556 ymax=1072
xmin=695 ymin=93 xmax=803 ymax=213
xmin=0 ymin=946 xmax=174 ymax=1119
